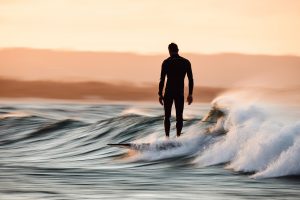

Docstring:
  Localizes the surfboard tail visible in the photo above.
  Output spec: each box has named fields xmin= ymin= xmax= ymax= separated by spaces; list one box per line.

xmin=107 ymin=143 xmax=132 ymax=148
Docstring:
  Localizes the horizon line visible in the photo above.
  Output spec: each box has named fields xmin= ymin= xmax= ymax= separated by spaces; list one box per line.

xmin=1 ymin=77 xmax=299 ymax=90
xmin=1 ymin=46 xmax=299 ymax=57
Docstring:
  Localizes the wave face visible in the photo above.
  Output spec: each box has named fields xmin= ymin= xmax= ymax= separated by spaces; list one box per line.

xmin=194 ymin=91 xmax=300 ymax=179
xmin=0 ymin=100 xmax=300 ymax=200
xmin=0 ymin=104 xmax=207 ymax=168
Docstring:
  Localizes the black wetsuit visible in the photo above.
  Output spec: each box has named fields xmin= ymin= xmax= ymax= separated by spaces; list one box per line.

xmin=158 ymin=54 xmax=194 ymax=137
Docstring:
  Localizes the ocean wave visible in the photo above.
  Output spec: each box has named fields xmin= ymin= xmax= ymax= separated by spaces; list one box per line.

xmin=193 ymin=91 xmax=300 ymax=178
xmin=1 ymin=98 xmax=299 ymax=179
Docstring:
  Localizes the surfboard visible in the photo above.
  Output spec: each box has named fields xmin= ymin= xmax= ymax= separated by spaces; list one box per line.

xmin=108 ymin=143 xmax=132 ymax=147
xmin=108 ymin=141 xmax=182 ymax=151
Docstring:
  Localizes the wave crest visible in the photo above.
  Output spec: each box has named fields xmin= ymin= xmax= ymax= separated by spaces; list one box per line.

xmin=194 ymin=91 xmax=300 ymax=178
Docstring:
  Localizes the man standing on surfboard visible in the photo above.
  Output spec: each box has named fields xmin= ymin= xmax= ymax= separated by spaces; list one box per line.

xmin=158 ymin=43 xmax=194 ymax=138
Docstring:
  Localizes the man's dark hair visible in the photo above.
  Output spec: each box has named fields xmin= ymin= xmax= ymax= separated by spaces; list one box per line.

xmin=168 ymin=43 xmax=179 ymax=52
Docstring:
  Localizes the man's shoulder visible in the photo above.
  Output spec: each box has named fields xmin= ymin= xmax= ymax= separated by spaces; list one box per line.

xmin=164 ymin=57 xmax=172 ymax=62
xmin=163 ymin=55 xmax=190 ymax=64
xmin=177 ymin=56 xmax=191 ymax=66
xmin=162 ymin=57 xmax=172 ymax=66
xmin=179 ymin=56 xmax=190 ymax=62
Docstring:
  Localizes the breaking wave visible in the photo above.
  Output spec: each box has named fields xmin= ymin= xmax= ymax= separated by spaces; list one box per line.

xmin=1 ymin=94 xmax=299 ymax=179
xmin=194 ymin=91 xmax=300 ymax=178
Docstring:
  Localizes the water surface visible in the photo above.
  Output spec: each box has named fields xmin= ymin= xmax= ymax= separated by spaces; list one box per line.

xmin=0 ymin=102 xmax=299 ymax=200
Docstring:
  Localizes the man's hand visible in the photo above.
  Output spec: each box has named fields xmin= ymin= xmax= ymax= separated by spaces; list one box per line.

xmin=159 ymin=96 xmax=164 ymax=106
xmin=187 ymin=95 xmax=193 ymax=105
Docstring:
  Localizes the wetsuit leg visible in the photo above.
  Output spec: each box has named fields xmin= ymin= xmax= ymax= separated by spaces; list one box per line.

xmin=163 ymin=94 xmax=173 ymax=137
xmin=174 ymin=94 xmax=184 ymax=137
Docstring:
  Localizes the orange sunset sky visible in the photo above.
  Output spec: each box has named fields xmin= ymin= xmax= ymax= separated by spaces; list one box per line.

xmin=0 ymin=0 xmax=300 ymax=94
xmin=0 ymin=0 xmax=300 ymax=55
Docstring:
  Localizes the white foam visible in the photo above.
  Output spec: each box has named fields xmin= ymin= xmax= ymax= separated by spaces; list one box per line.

xmin=252 ymin=136 xmax=300 ymax=178
xmin=195 ymin=103 xmax=267 ymax=166
xmin=129 ymin=126 xmax=214 ymax=162
xmin=0 ymin=111 xmax=32 ymax=119
xmin=194 ymin=91 xmax=300 ymax=178
xmin=228 ymin=121 xmax=300 ymax=173
xmin=121 ymin=107 xmax=154 ymax=117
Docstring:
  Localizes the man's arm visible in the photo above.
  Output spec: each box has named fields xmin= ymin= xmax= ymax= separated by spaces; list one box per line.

xmin=187 ymin=61 xmax=194 ymax=96
xmin=158 ymin=61 xmax=167 ymax=97
xmin=187 ymin=60 xmax=194 ymax=105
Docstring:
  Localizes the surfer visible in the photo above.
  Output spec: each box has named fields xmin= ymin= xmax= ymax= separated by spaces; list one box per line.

xmin=158 ymin=43 xmax=194 ymax=138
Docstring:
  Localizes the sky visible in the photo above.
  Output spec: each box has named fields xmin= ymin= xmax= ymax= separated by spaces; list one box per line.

xmin=0 ymin=0 xmax=300 ymax=55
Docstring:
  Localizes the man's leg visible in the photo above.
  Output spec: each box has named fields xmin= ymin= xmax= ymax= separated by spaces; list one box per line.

xmin=174 ymin=94 xmax=184 ymax=137
xmin=163 ymin=95 xmax=173 ymax=137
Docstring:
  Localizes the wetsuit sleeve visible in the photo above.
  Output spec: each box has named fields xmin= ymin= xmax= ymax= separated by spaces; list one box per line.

xmin=187 ymin=60 xmax=194 ymax=95
xmin=158 ymin=61 xmax=167 ymax=97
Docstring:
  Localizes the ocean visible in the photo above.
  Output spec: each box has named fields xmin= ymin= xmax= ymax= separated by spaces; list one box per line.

xmin=0 ymin=95 xmax=300 ymax=199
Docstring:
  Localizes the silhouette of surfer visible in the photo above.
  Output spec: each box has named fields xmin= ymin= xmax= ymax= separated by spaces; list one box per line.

xmin=158 ymin=43 xmax=194 ymax=138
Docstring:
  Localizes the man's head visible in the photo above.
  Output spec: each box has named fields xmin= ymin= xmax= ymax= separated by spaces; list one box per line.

xmin=168 ymin=43 xmax=179 ymax=56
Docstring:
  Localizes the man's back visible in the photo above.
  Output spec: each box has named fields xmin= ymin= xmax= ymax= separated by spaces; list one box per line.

xmin=159 ymin=55 xmax=193 ymax=96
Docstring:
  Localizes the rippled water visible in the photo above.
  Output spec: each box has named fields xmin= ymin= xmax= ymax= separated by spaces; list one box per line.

xmin=0 ymin=101 xmax=299 ymax=200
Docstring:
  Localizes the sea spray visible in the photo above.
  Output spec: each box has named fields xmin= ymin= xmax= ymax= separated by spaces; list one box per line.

xmin=194 ymin=90 xmax=300 ymax=178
